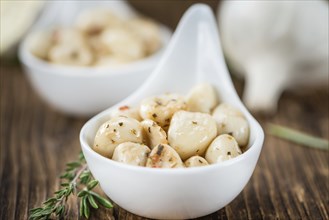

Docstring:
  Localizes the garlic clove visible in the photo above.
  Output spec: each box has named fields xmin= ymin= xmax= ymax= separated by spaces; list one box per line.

xmin=243 ymin=56 xmax=292 ymax=113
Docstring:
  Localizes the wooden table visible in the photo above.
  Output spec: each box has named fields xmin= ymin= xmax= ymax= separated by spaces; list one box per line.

xmin=1 ymin=1 xmax=328 ymax=219
xmin=1 ymin=62 xmax=328 ymax=219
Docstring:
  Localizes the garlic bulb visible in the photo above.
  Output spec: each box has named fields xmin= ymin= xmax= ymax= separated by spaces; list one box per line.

xmin=218 ymin=0 xmax=328 ymax=113
xmin=0 ymin=1 xmax=44 ymax=55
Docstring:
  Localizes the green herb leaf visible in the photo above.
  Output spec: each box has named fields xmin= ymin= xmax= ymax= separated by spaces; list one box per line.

xmin=77 ymin=190 xmax=87 ymax=197
xmin=83 ymin=196 xmax=90 ymax=218
xmin=80 ymin=197 xmax=84 ymax=217
xmin=87 ymin=180 xmax=98 ymax=190
xmin=67 ymin=162 xmax=81 ymax=168
xmin=44 ymin=198 xmax=57 ymax=205
xmin=55 ymin=205 xmax=64 ymax=215
xmin=90 ymin=192 xmax=113 ymax=209
xmin=29 ymin=152 xmax=113 ymax=219
xmin=30 ymin=208 xmax=43 ymax=212
xmin=88 ymin=194 xmax=99 ymax=209
xmin=79 ymin=152 xmax=85 ymax=161
xmin=267 ymin=123 xmax=329 ymax=151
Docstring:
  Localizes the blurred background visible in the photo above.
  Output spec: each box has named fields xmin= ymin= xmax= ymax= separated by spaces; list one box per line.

xmin=1 ymin=0 xmax=328 ymax=115
xmin=1 ymin=0 xmax=220 ymax=58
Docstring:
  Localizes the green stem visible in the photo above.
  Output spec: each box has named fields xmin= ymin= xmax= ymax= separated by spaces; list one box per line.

xmin=267 ymin=123 xmax=329 ymax=151
xmin=72 ymin=163 xmax=88 ymax=184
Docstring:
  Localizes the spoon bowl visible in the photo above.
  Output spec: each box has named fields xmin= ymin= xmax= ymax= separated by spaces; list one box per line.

xmin=80 ymin=4 xmax=264 ymax=219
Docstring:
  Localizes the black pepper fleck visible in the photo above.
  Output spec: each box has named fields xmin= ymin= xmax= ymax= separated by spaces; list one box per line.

xmin=156 ymin=144 xmax=164 ymax=156
xmin=118 ymin=122 xmax=123 ymax=126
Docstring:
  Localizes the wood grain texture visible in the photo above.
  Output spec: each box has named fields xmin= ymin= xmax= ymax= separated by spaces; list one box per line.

xmin=1 ymin=62 xmax=328 ymax=220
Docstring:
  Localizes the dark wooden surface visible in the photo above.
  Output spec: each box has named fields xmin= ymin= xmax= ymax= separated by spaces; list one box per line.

xmin=1 ymin=1 xmax=329 ymax=219
xmin=1 ymin=63 xmax=328 ymax=220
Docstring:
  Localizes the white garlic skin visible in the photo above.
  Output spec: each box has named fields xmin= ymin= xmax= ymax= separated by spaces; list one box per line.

xmin=48 ymin=28 xmax=93 ymax=66
xmin=168 ymin=111 xmax=217 ymax=160
xmin=140 ymin=94 xmax=187 ymax=130
xmin=112 ymin=142 xmax=150 ymax=167
xmin=146 ymin=144 xmax=184 ymax=168
xmin=28 ymin=31 xmax=53 ymax=59
xmin=93 ymin=116 xmax=143 ymax=158
xmin=184 ymin=156 xmax=209 ymax=168
xmin=186 ymin=83 xmax=218 ymax=113
xmin=127 ymin=17 xmax=161 ymax=55
xmin=28 ymin=7 xmax=164 ymax=67
xmin=52 ymin=28 xmax=86 ymax=46
xmin=75 ymin=8 xmax=122 ymax=34
xmin=100 ymin=27 xmax=145 ymax=61
xmin=88 ymin=35 xmax=108 ymax=56
xmin=48 ymin=43 xmax=93 ymax=66
xmin=212 ymin=103 xmax=244 ymax=117
xmin=111 ymin=106 xmax=142 ymax=121
xmin=141 ymin=119 xmax=168 ymax=149
xmin=212 ymin=103 xmax=249 ymax=147
xmin=205 ymin=134 xmax=242 ymax=164
xmin=219 ymin=0 xmax=328 ymax=113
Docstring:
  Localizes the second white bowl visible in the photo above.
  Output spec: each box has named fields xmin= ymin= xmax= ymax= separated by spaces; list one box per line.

xmin=19 ymin=25 xmax=171 ymax=116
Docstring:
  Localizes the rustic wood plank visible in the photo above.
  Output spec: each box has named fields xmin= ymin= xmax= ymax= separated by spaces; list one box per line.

xmin=0 ymin=65 xmax=87 ymax=220
xmin=1 ymin=61 xmax=328 ymax=220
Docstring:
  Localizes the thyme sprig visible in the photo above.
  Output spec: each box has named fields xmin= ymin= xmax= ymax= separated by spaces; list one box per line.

xmin=29 ymin=152 xmax=112 ymax=220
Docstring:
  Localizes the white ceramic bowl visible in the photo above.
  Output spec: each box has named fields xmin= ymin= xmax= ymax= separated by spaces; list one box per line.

xmin=80 ymin=4 xmax=264 ymax=219
xmin=18 ymin=26 xmax=171 ymax=116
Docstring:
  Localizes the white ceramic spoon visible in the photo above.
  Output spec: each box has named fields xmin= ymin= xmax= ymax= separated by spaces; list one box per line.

xmin=80 ymin=4 xmax=264 ymax=219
